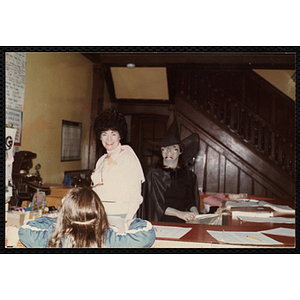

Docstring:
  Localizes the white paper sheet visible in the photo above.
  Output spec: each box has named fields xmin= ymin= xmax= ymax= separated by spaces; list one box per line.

xmin=258 ymin=201 xmax=295 ymax=213
xmin=237 ymin=216 xmax=295 ymax=223
xmin=260 ymin=227 xmax=295 ymax=237
xmin=207 ymin=230 xmax=283 ymax=245
xmin=153 ymin=225 xmax=192 ymax=239
xmin=226 ymin=201 xmax=259 ymax=209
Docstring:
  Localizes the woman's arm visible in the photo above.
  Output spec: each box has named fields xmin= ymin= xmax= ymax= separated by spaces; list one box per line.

xmin=165 ymin=207 xmax=196 ymax=222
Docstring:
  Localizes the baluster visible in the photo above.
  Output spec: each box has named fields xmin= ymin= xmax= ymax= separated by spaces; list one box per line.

xmin=203 ymin=83 xmax=207 ymax=110
xmin=186 ymin=69 xmax=191 ymax=100
xmin=277 ymin=135 xmax=283 ymax=166
xmin=282 ymin=140 xmax=287 ymax=171
xmin=189 ymin=69 xmax=195 ymax=103
xmin=264 ymin=127 xmax=270 ymax=157
xmin=238 ymin=107 xmax=243 ymax=137
xmin=193 ymin=71 xmax=198 ymax=102
xmin=180 ymin=69 xmax=186 ymax=96
xmin=223 ymin=97 xmax=229 ymax=125
xmin=257 ymin=122 xmax=264 ymax=152
xmin=229 ymin=99 xmax=235 ymax=130
xmin=289 ymin=143 xmax=295 ymax=176
xmin=270 ymin=131 xmax=276 ymax=161
xmin=288 ymin=146 xmax=293 ymax=175
xmin=244 ymin=112 xmax=250 ymax=141
xmin=204 ymin=84 xmax=211 ymax=111
xmin=198 ymin=77 xmax=205 ymax=108
xmin=239 ymin=107 xmax=246 ymax=140
xmin=235 ymin=103 xmax=241 ymax=134
xmin=283 ymin=141 xmax=294 ymax=174
xmin=250 ymin=116 xmax=257 ymax=146
xmin=210 ymin=88 xmax=216 ymax=117
xmin=216 ymin=92 xmax=223 ymax=121
xmin=184 ymin=69 xmax=189 ymax=97
xmin=214 ymin=89 xmax=221 ymax=120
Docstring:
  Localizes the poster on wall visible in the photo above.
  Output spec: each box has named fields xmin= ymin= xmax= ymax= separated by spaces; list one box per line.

xmin=5 ymin=108 xmax=22 ymax=146
xmin=5 ymin=52 xmax=26 ymax=111
xmin=61 ymin=120 xmax=82 ymax=161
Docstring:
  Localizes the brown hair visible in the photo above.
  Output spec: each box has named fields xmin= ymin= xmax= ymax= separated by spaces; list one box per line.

xmin=48 ymin=187 xmax=109 ymax=248
xmin=94 ymin=109 xmax=128 ymax=141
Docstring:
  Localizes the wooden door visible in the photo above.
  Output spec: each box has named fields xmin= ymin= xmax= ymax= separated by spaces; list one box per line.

xmin=129 ymin=114 xmax=168 ymax=171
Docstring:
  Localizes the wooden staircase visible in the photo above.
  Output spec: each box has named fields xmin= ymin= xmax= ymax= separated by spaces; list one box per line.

xmin=174 ymin=68 xmax=295 ymax=205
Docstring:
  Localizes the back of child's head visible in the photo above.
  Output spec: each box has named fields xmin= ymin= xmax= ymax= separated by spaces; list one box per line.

xmin=48 ymin=187 xmax=109 ymax=248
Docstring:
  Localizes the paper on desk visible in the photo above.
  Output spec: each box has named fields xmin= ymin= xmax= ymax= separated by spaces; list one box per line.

xmin=5 ymin=225 xmax=20 ymax=248
xmin=237 ymin=216 xmax=295 ymax=223
xmin=226 ymin=200 xmax=259 ymax=209
xmin=260 ymin=227 xmax=295 ymax=237
xmin=153 ymin=225 xmax=192 ymax=239
xmin=258 ymin=201 xmax=295 ymax=213
xmin=226 ymin=200 xmax=295 ymax=214
xmin=207 ymin=230 xmax=283 ymax=245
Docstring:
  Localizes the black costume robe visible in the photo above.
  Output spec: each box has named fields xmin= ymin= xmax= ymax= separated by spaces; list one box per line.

xmin=141 ymin=164 xmax=199 ymax=223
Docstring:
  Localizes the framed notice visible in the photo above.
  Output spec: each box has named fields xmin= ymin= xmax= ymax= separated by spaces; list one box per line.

xmin=61 ymin=120 xmax=82 ymax=161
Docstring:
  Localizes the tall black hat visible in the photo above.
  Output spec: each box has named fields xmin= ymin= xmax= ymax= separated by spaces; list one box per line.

xmin=153 ymin=117 xmax=200 ymax=164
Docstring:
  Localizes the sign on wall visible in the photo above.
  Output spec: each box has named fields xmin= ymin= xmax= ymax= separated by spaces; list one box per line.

xmin=5 ymin=52 xmax=26 ymax=146
xmin=5 ymin=108 xmax=22 ymax=146
xmin=61 ymin=120 xmax=82 ymax=161
xmin=5 ymin=52 xmax=26 ymax=111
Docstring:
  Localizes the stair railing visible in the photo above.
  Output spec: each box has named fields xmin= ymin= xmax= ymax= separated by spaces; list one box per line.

xmin=177 ymin=68 xmax=295 ymax=177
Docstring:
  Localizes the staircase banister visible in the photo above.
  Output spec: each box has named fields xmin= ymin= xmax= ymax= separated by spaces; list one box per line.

xmin=177 ymin=68 xmax=294 ymax=143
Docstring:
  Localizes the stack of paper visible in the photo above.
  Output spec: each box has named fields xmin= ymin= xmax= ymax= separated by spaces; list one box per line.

xmin=231 ymin=206 xmax=274 ymax=218
xmin=226 ymin=200 xmax=259 ymax=209
xmin=259 ymin=227 xmax=295 ymax=237
xmin=258 ymin=201 xmax=295 ymax=214
xmin=237 ymin=216 xmax=295 ymax=223
xmin=226 ymin=199 xmax=295 ymax=223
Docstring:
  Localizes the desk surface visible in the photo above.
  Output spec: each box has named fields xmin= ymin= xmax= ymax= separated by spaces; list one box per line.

xmin=152 ymin=221 xmax=295 ymax=248
xmin=152 ymin=197 xmax=295 ymax=248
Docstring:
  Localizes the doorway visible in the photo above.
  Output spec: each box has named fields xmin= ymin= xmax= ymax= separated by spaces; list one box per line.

xmin=128 ymin=114 xmax=168 ymax=171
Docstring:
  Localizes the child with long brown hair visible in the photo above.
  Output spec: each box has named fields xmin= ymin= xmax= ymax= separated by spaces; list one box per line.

xmin=19 ymin=187 xmax=156 ymax=248
xmin=48 ymin=187 xmax=109 ymax=248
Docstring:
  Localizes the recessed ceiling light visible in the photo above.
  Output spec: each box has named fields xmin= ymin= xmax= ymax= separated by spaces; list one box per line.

xmin=126 ymin=63 xmax=135 ymax=69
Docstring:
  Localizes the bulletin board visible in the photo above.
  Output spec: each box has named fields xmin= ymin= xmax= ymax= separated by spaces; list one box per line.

xmin=5 ymin=52 xmax=26 ymax=146
xmin=5 ymin=52 xmax=26 ymax=111
xmin=61 ymin=120 xmax=82 ymax=161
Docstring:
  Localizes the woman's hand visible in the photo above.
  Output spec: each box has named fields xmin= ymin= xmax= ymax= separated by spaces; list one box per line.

xmin=176 ymin=211 xmax=196 ymax=222
xmin=165 ymin=207 xmax=195 ymax=222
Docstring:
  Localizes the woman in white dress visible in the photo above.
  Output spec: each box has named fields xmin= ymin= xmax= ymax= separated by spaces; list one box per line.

xmin=91 ymin=109 xmax=145 ymax=228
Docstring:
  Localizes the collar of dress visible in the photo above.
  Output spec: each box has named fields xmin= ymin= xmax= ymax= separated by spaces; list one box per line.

xmin=106 ymin=142 xmax=122 ymax=158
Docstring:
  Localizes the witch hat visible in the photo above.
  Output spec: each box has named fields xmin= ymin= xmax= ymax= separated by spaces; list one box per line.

xmin=152 ymin=117 xmax=181 ymax=147
xmin=152 ymin=116 xmax=200 ymax=164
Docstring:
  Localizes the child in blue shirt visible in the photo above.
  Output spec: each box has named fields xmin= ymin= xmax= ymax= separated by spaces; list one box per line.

xmin=19 ymin=187 xmax=156 ymax=248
